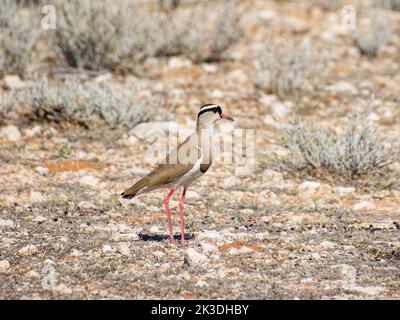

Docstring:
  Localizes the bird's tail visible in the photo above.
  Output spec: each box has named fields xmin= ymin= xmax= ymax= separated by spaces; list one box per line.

xmin=121 ymin=178 xmax=148 ymax=199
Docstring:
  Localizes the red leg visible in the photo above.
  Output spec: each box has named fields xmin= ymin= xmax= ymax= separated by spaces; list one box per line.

xmin=179 ymin=187 xmax=187 ymax=245
xmin=164 ymin=188 xmax=175 ymax=243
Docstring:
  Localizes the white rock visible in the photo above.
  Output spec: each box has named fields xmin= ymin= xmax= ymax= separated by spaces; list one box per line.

xmin=201 ymin=242 xmax=218 ymax=254
xmin=19 ymin=244 xmax=38 ymax=256
xmin=270 ymin=101 xmax=291 ymax=118
xmin=70 ymin=249 xmax=82 ymax=257
xmin=202 ymin=63 xmax=218 ymax=73
xmin=227 ymin=69 xmax=249 ymax=83
xmin=0 ymin=125 xmax=21 ymax=141
xmin=353 ymin=201 xmax=376 ymax=211
xmin=0 ymin=260 xmax=10 ymax=271
xmin=150 ymin=226 xmax=161 ymax=233
xmin=186 ymin=191 xmax=200 ymax=199
xmin=240 ymin=208 xmax=254 ymax=215
xmin=116 ymin=243 xmax=131 ymax=256
xmin=168 ymin=56 xmax=192 ymax=69
xmin=320 ymin=240 xmax=336 ymax=249
xmin=298 ymin=181 xmax=321 ymax=198
xmin=25 ymin=270 xmax=40 ymax=278
xmin=184 ymin=248 xmax=208 ymax=267
xmin=79 ymin=176 xmax=100 ymax=187
xmin=78 ymin=201 xmax=96 ymax=210
xmin=228 ymin=248 xmax=239 ymax=255
xmin=24 ymin=125 xmax=42 ymax=138
xmin=334 ymin=186 xmax=355 ymax=195
xmin=32 ymin=215 xmax=47 ymax=223
xmin=220 ymin=176 xmax=238 ymax=189
xmin=195 ymin=280 xmax=208 ymax=287
xmin=153 ymin=250 xmax=165 ymax=258
xmin=327 ymin=81 xmax=358 ymax=95
xmin=238 ymin=246 xmax=254 ymax=254
xmin=54 ymin=284 xmax=72 ymax=295
xmin=35 ymin=166 xmax=49 ymax=175
xmin=197 ymin=230 xmax=223 ymax=241
xmin=258 ymin=9 xmax=277 ymax=22
xmin=102 ymin=245 xmax=113 ymax=253
xmin=30 ymin=191 xmax=46 ymax=203
xmin=0 ymin=219 xmax=14 ymax=228
xmin=2 ymin=75 xmax=25 ymax=89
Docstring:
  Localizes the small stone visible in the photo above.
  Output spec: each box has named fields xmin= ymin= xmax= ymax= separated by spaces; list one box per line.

xmin=150 ymin=226 xmax=161 ymax=233
xmin=240 ymin=208 xmax=254 ymax=215
xmin=220 ymin=176 xmax=238 ymax=189
xmin=228 ymin=248 xmax=239 ymax=255
xmin=0 ymin=219 xmax=14 ymax=228
xmin=19 ymin=244 xmax=38 ymax=256
xmin=334 ymin=186 xmax=355 ymax=195
xmin=0 ymin=125 xmax=21 ymax=142
xmin=32 ymin=215 xmax=47 ymax=223
xmin=70 ymin=249 xmax=82 ymax=257
xmin=54 ymin=284 xmax=72 ymax=295
xmin=184 ymin=248 xmax=208 ymax=267
xmin=2 ymin=75 xmax=25 ymax=89
xmin=30 ymin=191 xmax=46 ymax=203
xmin=320 ymin=240 xmax=336 ymax=249
xmin=102 ymin=245 xmax=112 ymax=253
xmin=195 ymin=280 xmax=208 ymax=287
xmin=24 ymin=125 xmax=42 ymax=138
xmin=168 ymin=56 xmax=192 ymax=69
xmin=25 ymin=270 xmax=40 ymax=278
xmin=327 ymin=81 xmax=358 ymax=95
xmin=197 ymin=230 xmax=223 ymax=241
xmin=116 ymin=243 xmax=131 ymax=256
xmin=186 ymin=191 xmax=200 ymax=199
xmin=238 ymin=246 xmax=254 ymax=254
xmin=79 ymin=176 xmax=100 ymax=187
xmin=298 ymin=181 xmax=321 ymax=198
xmin=353 ymin=201 xmax=376 ymax=211
xmin=202 ymin=63 xmax=218 ymax=73
xmin=262 ymin=170 xmax=284 ymax=187
xmin=0 ymin=260 xmax=10 ymax=271
xmin=201 ymin=243 xmax=218 ymax=254
xmin=35 ymin=166 xmax=49 ymax=175
xmin=78 ymin=201 xmax=96 ymax=210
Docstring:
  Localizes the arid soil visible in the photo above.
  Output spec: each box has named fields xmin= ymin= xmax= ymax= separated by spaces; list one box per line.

xmin=1 ymin=0 xmax=400 ymax=299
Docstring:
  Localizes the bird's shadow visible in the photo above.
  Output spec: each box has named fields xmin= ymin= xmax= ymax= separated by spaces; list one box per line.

xmin=138 ymin=233 xmax=195 ymax=242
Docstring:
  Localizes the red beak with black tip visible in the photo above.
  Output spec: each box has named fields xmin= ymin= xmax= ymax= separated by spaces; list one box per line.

xmin=221 ymin=112 xmax=234 ymax=121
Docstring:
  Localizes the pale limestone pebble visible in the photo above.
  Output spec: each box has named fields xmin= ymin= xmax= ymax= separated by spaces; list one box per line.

xmin=240 ymin=208 xmax=254 ymax=215
xmin=19 ymin=244 xmax=38 ymax=256
xmin=32 ymin=215 xmax=47 ymax=223
xmin=197 ymin=230 xmax=223 ymax=242
xmin=70 ymin=249 xmax=82 ymax=257
xmin=334 ymin=186 xmax=356 ymax=196
xmin=258 ymin=9 xmax=277 ymax=22
xmin=184 ymin=248 xmax=208 ymax=267
xmin=200 ymin=242 xmax=218 ymax=254
xmin=227 ymin=69 xmax=249 ymax=84
xmin=152 ymin=251 xmax=166 ymax=259
xmin=116 ymin=243 xmax=131 ymax=256
xmin=353 ymin=201 xmax=376 ymax=211
xmin=77 ymin=201 xmax=96 ymax=210
xmin=186 ymin=190 xmax=200 ymax=200
xmin=24 ymin=125 xmax=42 ymax=138
xmin=298 ymin=181 xmax=321 ymax=198
xmin=78 ymin=175 xmax=100 ymax=187
xmin=326 ymin=81 xmax=358 ymax=95
xmin=29 ymin=191 xmax=46 ymax=203
xmin=150 ymin=225 xmax=162 ymax=234
xmin=102 ymin=244 xmax=113 ymax=253
xmin=35 ymin=166 xmax=49 ymax=175
xmin=0 ymin=259 xmax=10 ymax=271
xmin=351 ymin=286 xmax=386 ymax=296
xmin=320 ymin=240 xmax=336 ymax=249
xmin=195 ymin=280 xmax=208 ymax=288
xmin=2 ymin=75 xmax=25 ymax=89
xmin=0 ymin=125 xmax=21 ymax=141
xmin=201 ymin=63 xmax=218 ymax=73
xmin=25 ymin=270 xmax=40 ymax=278
xmin=208 ymin=89 xmax=224 ymax=99
xmin=0 ymin=218 xmax=14 ymax=228
xmin=167 ymin=56 xmax=192 ymax=69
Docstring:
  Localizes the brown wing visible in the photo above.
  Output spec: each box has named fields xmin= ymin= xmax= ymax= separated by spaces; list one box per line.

xmin=121 ymin=133 xmax=200 ymax=198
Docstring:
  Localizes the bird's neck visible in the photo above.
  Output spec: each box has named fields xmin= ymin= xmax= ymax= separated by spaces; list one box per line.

xmin=196 ymin=125 xmax=215 ymax=163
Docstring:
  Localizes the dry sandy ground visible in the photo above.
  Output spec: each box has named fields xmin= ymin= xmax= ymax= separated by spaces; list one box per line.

xmin=1 ymin=0 xmax=400 ymax=299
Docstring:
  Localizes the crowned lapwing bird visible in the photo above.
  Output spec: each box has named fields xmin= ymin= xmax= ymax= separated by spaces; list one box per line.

xmin=121 ymin=104 xmax=234 ymax=244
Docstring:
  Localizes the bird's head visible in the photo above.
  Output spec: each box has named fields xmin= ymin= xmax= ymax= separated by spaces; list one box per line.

xmin=196 ymin=104 xmax=234 ymax=129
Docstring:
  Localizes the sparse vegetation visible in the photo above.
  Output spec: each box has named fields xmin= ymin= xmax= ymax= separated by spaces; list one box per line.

xmin=282 ymin=112 xmax=399 ymax=180
xmin=352 ymin=11 xmax=391 ymax=58
xmin=1 ymin=78 xmax=169 ymax=128
xmin=54 ymin=0 xmax=242 ymax=71
xmin=255 ymin=39 xmax=324 ymax=98
xmin=0 ymin=0 xmax=40 ymax=76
